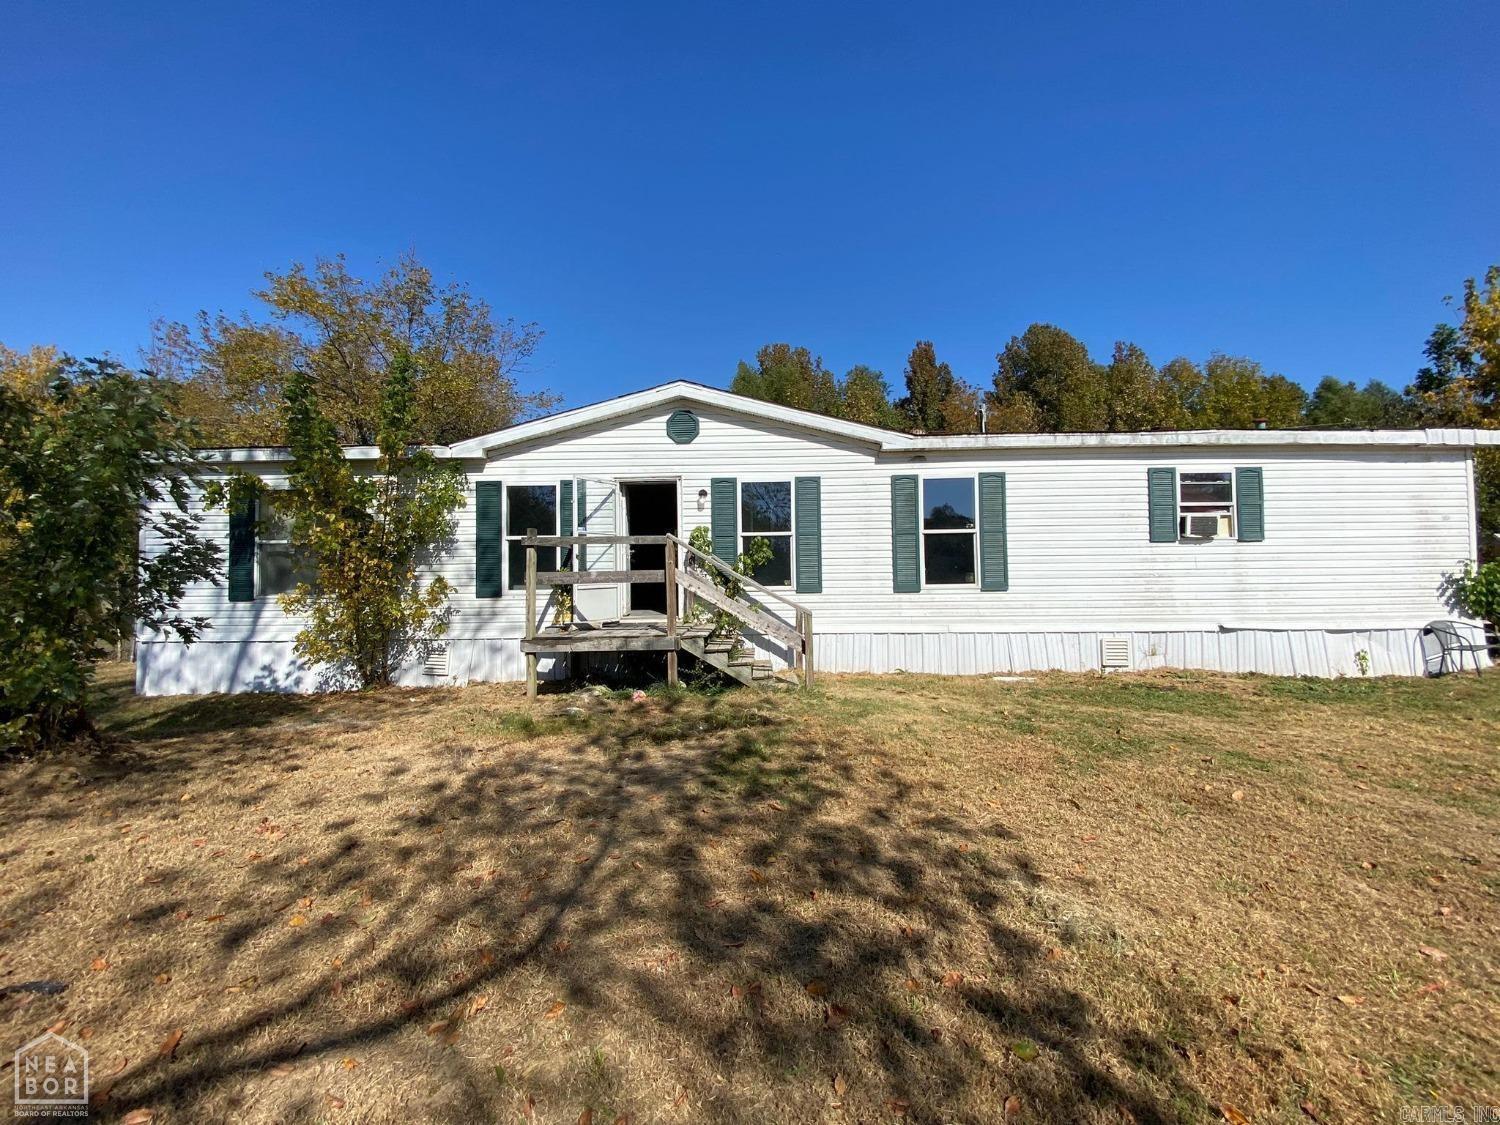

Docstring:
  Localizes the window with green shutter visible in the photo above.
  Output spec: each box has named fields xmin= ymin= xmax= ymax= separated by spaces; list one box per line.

xmin=793 ymin=477 xmax=822 ymax=593
xmin=227 ymin=493 xmax=256 ymax=602
xmin=977 ymin=472 xmax=1008 ymax=591
xmin=475 ymin=481 xmax=503 ymax=598
xmin=890 ymin=475 xmax=920 ymax=592
xmin=1147 ymin=467 xmax=1178 ymax=542
xmin=710 ymin=478 xmax=737 ymax=561
xmin=1235 ymin=467 xmax=1265 ymax=541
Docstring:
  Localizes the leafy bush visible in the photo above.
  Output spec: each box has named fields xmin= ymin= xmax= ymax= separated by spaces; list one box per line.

xmin=1445 ymin=561 xmax=1500 ymax=623
xmin=0 ymin=358 xmax=220 ymax=749
xmin=686 ymin=525 xmax=773 ymax=637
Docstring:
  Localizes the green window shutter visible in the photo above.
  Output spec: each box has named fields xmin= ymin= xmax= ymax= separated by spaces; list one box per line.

xmin=891 ymin=475 xmax=920 ymax=593
xmin=1235 ymin=467 xmax=1265 ymax=542
xmin=1147 ymin=467 xmax=1178 ymax=543
xmin=576 ymin=479 xmax=587 ymax=569
xmin=227 ymin=493 xmax=256 ymax=602
xmin=559 ymin=479 xmax=574 ymax=568
xmin=711 ymin=478 xmax=737 ymax=561
xmin=978 ymin=472 xmax=1009 ymax=592
xmin=794 ymin=476 xmax=822 ymax=594
xmin=475 ymin=480 xmax=503 ymax=598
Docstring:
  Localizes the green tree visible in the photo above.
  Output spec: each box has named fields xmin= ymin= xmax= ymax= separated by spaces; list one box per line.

xmin=1303 ymin=377 xmax=1411 ymax=428
xmin=897 ymin=341 xmax=979 ymax=433
xmin=1193 ymin=355 xmax=1307 ymax=428
xmin=730 ymin=344 xmax=842 ymax=417
xmin=839 ymin=365 xmax=898 ymax=428
xmin=0 ymin=357 xmax=221 ymax=749
xmin=150 ymin=252 xmax=552 ymax=447
xmin=1406 ymin=266 xmax=1500 ymax=562
xmin=990 ymin=324 xmax=1108 ymax=432
xmin=223 ymin=352 xmax=467 ymax=689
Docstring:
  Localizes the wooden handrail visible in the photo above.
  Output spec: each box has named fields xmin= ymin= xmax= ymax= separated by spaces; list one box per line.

xmin=522 ymin=533 xmax=677 ymax=547
xmin=665 ymin=534 xmax=812 ymax=618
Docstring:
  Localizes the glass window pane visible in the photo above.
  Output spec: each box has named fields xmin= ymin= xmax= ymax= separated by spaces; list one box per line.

xmin=1179 ymin=473 xmax=1232 ymax=506
xmin=924 ymin=532 xmax=975 ymax=584
xmin=258 ymin=543 xmax=297 ymax=596
xmin=509 ymin=542 xmax=557 ymax=588
xmin=743 ymin=534 xmax=791 ymax=587
xmin=741 ymin=481 xmax=792 ymax=533
xmin=506 ymin=485 xmax=557 ymax=536
xmin=923 ymin=478 xmax=975 ymax=530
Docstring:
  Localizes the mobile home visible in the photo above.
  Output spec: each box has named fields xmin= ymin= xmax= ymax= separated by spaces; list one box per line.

xmin=137 ymin=381 xmax=1495 ymax=694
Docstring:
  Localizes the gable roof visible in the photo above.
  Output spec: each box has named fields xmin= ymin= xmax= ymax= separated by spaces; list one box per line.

xmin=444 ymin=380 xmax=904 ymax=457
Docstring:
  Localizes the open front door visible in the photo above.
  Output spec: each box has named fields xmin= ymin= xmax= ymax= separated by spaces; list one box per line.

xmin=572 ymin=476 xmax=622 ymax=623
xmin=621 ymin=481 xmax=678 ymax=614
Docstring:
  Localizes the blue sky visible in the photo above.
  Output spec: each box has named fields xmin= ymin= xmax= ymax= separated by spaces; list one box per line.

xmin=2 ymin=1 xmax=1495 ymax=408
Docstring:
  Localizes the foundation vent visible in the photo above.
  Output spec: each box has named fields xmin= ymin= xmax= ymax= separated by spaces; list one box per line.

xmin=1100 ymin=638 xmax=1131 ymax=670
xmin=423 ymin=644 xmax=449 ymax=677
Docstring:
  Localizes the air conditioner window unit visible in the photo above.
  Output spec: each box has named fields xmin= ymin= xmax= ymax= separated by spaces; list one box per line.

xmin=1180 ymin=513 xmax=1221 ymax=539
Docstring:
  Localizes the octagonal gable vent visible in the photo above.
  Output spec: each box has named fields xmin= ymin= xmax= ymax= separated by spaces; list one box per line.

xmin=666 ymin=409 xmax=699 ymax=444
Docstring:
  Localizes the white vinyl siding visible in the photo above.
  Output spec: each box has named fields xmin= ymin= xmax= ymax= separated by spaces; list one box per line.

xmin=137 ymin=401 xmax=1483 ymax=690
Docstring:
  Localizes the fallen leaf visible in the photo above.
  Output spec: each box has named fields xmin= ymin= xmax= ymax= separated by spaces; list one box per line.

xmin=1231 ymin=790 xmax=1245 ymax=802
xmin=887 ymin=1098 xmax=910 ymax=1116
xmin=1220 ymin=1104 xmax=1250 ymax=1125
xmin=747 ymin=869 xmax=766 ymax=884
xmin=1417 ymin=945 xmax=1449 ymax=963
xmin=823 ymin=1003 xmax=848 ymax=1029
xmin=328 ymin=1095 xmax=346 ymax=1109
xmin=833 ymin=1073 xmax=847 ymax=1097
xmin=1299 ymin=1101 xmax=1322 ymax=1122
xmin=904 ymin=977 xmax=922 ymax=992
xmin=203 ymin=914 xmax=225 ymax=922
xmin=341 ymin=1057 xmax=358 ymax=1070
xmin=158 ymin=1028 xmax=183 ymax=1061
xmin=1011 ymin=1039 xmax=1039 ymax=1062
xmin=1044 ymin=947 xmax=1063 ymax=962
xmin=470 ymin=994 xmax=489 ymax=1015
xmin=79 ymin=1028 xmax=93 ymax=1041
xmin=804 ymin=979 xmax=829 ymax=998
xmin=544 ymin=1000 xmax=566 ymax=1020
xmin=942 ymin=971 xmax=964 ymax=989
xmin=90 ymin=957 xmax=109 ymax=972
xmin=578 ymin=1110 xmax=594 ymax=1125
xmin=289 ymin=914 xmax=308 ymax=928
xmin=107 ymin=1056 xmax=129 ymax=1077
xmin=1336 ymin=994 xmax=1365 ymax=1007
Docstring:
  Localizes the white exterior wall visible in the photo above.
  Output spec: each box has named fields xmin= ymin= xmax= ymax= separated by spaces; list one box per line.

xmin=136 ymin=401 xmax=1484 ymax=694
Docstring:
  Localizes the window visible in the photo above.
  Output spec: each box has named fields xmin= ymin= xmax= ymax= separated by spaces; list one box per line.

xmin=740 ymin=480 xmax=792 ymax=586
xmin=256 ymin=494 xmax=304 ymax=596
xmin=506 ymin=484 xmax=558 ymax=587
xmin=922 ymin=477 xmax=976 ymax=584
xmin=1179 ymin=471 xmax=1235 ymax=538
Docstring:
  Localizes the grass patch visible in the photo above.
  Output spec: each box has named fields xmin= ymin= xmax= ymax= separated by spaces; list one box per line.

xmin=1 ymin=664 xmax=1495 ymax=1123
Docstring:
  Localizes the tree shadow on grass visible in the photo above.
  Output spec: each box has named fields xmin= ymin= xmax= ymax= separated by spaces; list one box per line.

xmin=2 ymin=687 xmax=1211 ymax=1123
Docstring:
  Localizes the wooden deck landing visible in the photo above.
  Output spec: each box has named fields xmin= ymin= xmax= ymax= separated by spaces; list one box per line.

xmin=519 ymin=620 xmax=712 ymax=654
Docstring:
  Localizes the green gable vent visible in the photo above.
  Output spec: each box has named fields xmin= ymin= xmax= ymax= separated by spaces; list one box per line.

xmin=666 ymin=410 xmax=700 ymax=444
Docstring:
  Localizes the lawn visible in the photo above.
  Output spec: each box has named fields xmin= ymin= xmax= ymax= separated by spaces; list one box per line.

xmin=1 ymin=664 xmax=1497 ymax=1123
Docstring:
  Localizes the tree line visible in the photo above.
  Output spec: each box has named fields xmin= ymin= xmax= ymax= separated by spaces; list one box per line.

xmin=732 ymin=318 xmax=1489 ymax=437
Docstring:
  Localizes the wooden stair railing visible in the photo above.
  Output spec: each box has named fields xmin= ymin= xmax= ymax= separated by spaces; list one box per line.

xmin=666 ymin=534 xmax=814 ymax=689
xmin=519 ymin=531 xmax=813 ymax=696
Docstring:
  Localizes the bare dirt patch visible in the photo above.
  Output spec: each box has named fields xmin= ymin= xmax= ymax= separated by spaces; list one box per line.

xmin=1 ymin=666 xmax=1496 ymax=1123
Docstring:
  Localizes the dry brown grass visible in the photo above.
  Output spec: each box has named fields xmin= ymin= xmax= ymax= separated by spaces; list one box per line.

xmin=1 ymin=665 xmax=1496 ymax=1123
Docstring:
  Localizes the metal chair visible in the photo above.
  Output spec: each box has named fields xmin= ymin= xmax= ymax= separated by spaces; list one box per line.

xmin=1421 ymin=621 xmax=1488 ymax=676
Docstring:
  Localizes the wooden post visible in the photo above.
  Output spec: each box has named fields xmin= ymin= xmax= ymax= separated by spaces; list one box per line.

xmin=801 ymin=610 xmax=814 ymax=689
xmin=664 ymin=537 xmax=679 ymax=686
xmin=794 ymin=610 xmax=805 ymax=677
xmin=525 ymin=529 xmax=538 ymax=700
